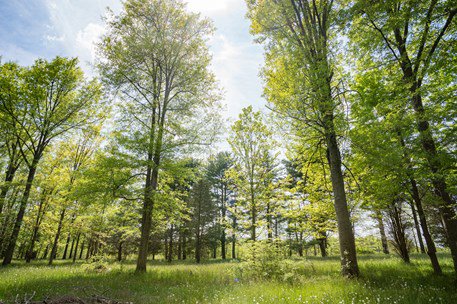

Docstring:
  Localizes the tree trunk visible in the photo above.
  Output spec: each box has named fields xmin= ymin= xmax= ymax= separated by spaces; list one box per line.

xmin=2 ymin=157 xmax=39 ymax=266
xmin=318 ymin=233 xmax=327 ymax=257
xmin=388 ymin=203 xmax=410 ymax=263
xmin=117 ymin=241 xmax=123 ymax=262
xmin=325 ymin=115 xmax=359 ymax=277
xmin=73 ymin=233 xmax=81 ymax=263
xmin=410 ymin=202 xmax=425 ymax=254
xmin=397 ymin=50 xmax=457 ymax=272
xmin=25 ymin=193 xmax=47 ymax=263
xmin=79 ymin=240 xmax=85 ymax=259
xmin=177 ymin=230 xmax=182 ymax=260
xmin=62 ymin=233 xmax=71 ymax=259
xmin=182 ymin=235 xmax=187 ymax=260
xmin=221 ymin=187 xmax=227 ymax=260
xmin=167 ymin=225 xmax=173 ymax=263
xmin=49 ymin=208 xmax=66 ymax=265
xmin=375 ymin=213 xmax=389 ymax=254
xmin=69 ymin=237 xmax=76 ymax=259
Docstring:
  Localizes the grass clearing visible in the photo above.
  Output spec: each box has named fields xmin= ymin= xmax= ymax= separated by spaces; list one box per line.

xmin=1 ymin=254 xmax=456 ymax=303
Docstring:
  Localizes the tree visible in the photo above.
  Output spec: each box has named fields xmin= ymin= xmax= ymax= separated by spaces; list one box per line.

xmin=97 ymin=0 xmax=221 ymax=272
xmin=247 ymin=0 xmax=359 ymax=276
xmin=0 ymin=57 xmax=101 ymax=266
xmin=349 ymin=0 xmax=457 ymax=273
xmin=228 ymin=106 xmax=277 ymax=242
xmin=206 ymin=152 xmax=233 ymax=259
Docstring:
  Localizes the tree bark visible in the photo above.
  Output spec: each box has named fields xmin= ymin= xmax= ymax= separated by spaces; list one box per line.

xmin=375 ymin=213 xmax=389 ymax=254
xmin=325 ymin=116 xmax=359 ymax=277
xmin=2 ymin=157 xmax=39 ymax=266
xmin=72 ymin=233 xmax=80 ymax=263
xmin=49 ymin=208 xmax=66 ymax=265
xmin=410 ymin=202 xmax=425 ymax=254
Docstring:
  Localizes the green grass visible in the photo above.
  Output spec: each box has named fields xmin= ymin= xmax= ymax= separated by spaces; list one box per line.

xmin=1 ymin=253 xmax=456 ymax=303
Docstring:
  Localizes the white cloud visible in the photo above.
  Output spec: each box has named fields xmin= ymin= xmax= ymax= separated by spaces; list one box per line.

xmin=186 ymin=0 xmax=241 ymax=15
xmin=76 ymin=23 xmax=105 ymax=62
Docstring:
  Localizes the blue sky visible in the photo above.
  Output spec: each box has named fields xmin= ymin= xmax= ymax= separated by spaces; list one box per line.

xmin=0 ymin=0 xmax=266 ymax=121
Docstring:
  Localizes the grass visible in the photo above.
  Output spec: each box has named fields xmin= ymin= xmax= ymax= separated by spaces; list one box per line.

xmin=0 ymin=253 xmax=456 ymax=303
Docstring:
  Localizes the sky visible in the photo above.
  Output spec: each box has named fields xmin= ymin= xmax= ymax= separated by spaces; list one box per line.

xmin=0 ymin=0 xmax=266 ymax=121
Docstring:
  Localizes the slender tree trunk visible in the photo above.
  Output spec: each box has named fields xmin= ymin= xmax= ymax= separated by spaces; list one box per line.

xmin=167 ymin=225 xmax=173 ymax=263
xmin=410 ymin=179 xmax=442 ymax=274
xmin=221 ymin=187 xmax=226 ymax=260
xmin=410 ymin=202 xmax=425 ymax=254
xmin=73 ymin=233 xmax=81 ymax=263
xmin=388 ymin=203 xmax=410 ymax=263
xmin=25 ymin=193 xmax=47 ymax=263
xmin=42 ymin=244 xmax=50 ymax=259
xmin=250 ymin=191 xmax=256 ymax=241
xmin=79 ymin=240 xmax=85 ymax=259
xmin=118 ymin=241 xmax=123 ymax=262
xmin=195 ymin=230 xmax=201 ymax=264
xmin=177 ymin=230 xmax=182 ymax=260
xmin=266 ymin=202 xmax=273 ymax=241
xmin=182 ymin=234 xmax=187 ymax=260
xmin=49 ymin=208 xmax=66 ymax=265
xmin=62 ymin=232 xmax=71 ymax=259
xmin=2 ymin=157 xmax=39 ymax=266
xmin=69 ymin=237 xmax=75 ymax=259
xmin=376 ymin=213 xmax=389 ymax=254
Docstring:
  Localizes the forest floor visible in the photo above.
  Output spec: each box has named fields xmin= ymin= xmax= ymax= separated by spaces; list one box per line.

xmin=0 ymin=253 xmax=456 ymax=304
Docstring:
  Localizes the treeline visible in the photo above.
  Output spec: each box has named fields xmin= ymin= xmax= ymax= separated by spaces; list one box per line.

xmin=0 ymin=0 xmax=456 ymax=279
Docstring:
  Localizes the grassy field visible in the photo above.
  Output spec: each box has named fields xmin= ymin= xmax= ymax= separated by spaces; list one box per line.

xmin=1 ymin=253 xmax=456 ymax=303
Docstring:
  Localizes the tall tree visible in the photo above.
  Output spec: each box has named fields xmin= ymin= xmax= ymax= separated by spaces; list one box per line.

xmin=0 ymin=57 xmax=101 ymax=265
xmin=228 ymin=106 xmax=276 ymax=242
xmin=350 ymin=0 xmax=457 ymax=272
xmin=97 ymin=0 xmax=221 ymax=272
xmin=247 ymin=0 xmax=359 ymax=276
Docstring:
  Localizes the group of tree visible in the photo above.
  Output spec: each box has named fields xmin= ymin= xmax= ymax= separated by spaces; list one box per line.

xmin=0 ymin=0 xmax=456 ymax=280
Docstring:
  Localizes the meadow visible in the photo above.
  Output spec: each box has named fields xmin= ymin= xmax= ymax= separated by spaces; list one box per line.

xmin=1 ymin=253 xmax=456 ymax=304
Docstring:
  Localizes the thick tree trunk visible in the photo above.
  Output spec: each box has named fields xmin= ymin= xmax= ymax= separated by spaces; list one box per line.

xmin=49 ymin=208 xmax=66 ymax=265
xmin=375 ymin=213 xmax=389 ymax=254
xmin=318 ymin=233 xmax=327 ymax=258
xmin=325 ymin=116 xmax=359 ymax=277
xmin=2 ymin=158 xmax=39 ymax=266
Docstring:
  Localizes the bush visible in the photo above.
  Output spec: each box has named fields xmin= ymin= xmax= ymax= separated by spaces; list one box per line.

xmin=81 ymin=254 xmax=110 ymax=273
xmin=234 ymin=240 xmax=308 ymax=283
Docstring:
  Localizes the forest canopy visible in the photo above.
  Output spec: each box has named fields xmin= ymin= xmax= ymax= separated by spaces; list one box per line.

xmin=0 ymin=0 xmax=456 ymax=296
